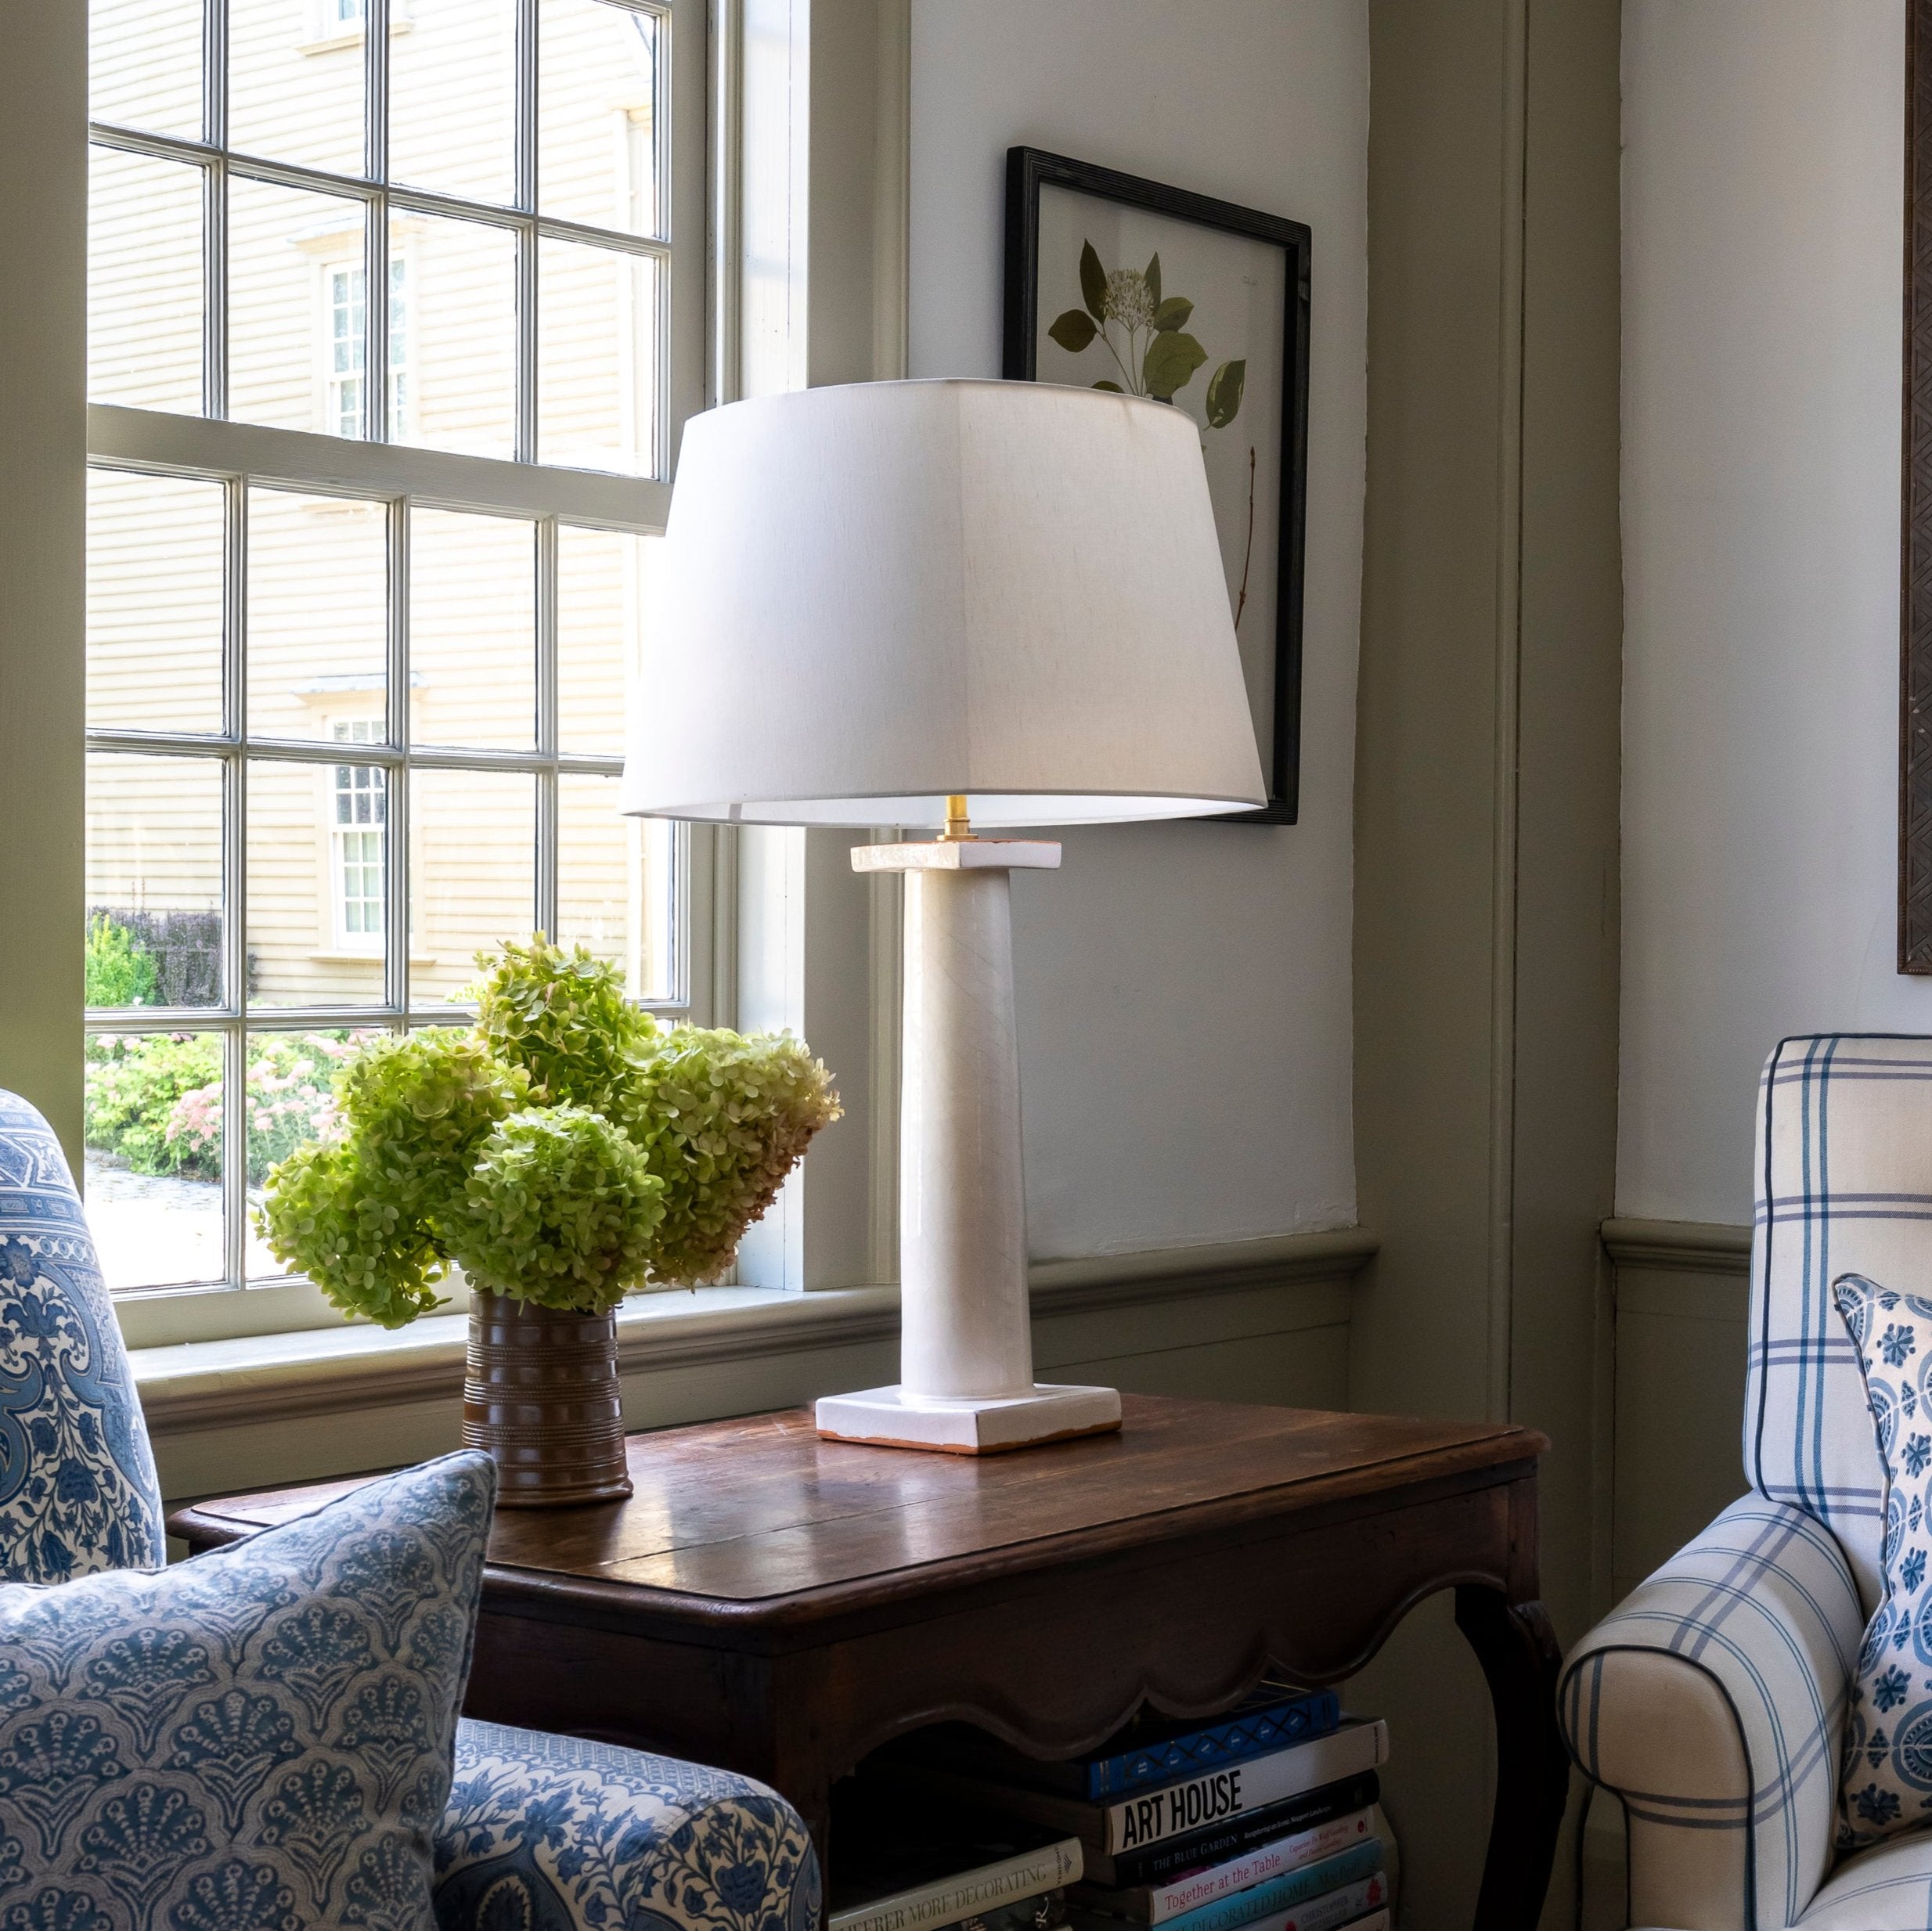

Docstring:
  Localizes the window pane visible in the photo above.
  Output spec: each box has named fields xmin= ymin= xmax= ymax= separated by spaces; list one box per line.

xmin=229 ymin=177 xmax=367 ymax=434
xmin=247 ymin=488 xmax=387 ymax=742
xmin=410 ymin=509 xmax=535 ymax=748
xmin=243 ymin=1028 xmax=376 ymax=1277
xmin=540 ymin=0 xmax=661 ymax=237
xmin=392 ymin=0 xmax=517 ymax=206
xmin=88 ymin=145 xmax=204 ymax=413
xmin=538 ymin=238 xmax=659 ymax=475
xmin=90 ymin=0 xmax=203 ymax=139
xmin=392 ymin=212 xmax=517 ymax=459
xmin=247 ymin=757 xmax=388 ymax=1007
xmin=229 ymin=0 xmax=366 ymax=177
xmin=85 ymin=1033 xmax=225 ymax=1289
xmin=85 ymin=751 xmax=225 ymax=1011
xmin=87 ymin=469 xmax=225 ymax=736
xmin=557 ymin=524 xmax=640 ymax=754
xmin=410 ymin=770 xmax=535 ymax=1005
xmin=558 ymin=775 xmax=674 ymax=1000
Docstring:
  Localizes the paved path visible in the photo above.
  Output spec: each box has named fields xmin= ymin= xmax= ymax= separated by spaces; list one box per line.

xmin=84 ymin=1157 xmax=225 ymax=1291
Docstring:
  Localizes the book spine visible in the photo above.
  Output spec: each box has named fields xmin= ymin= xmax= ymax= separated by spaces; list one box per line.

xmin=1149 ymin=1842 xmax=1385 ymax=1931
xmin=1087 ymin=1693 xmax=1343 ymax=1800
xmin=1261 ymin=1874 xmax=1387 ymax=1931
xmin=1104 ymin=1724 xmax=1389 ymax=1854
xmin=1124 ymin=1807 xmax=1379 ymax=1923
xmin=831 ymin=1843 xmax=1083 ymax=1931
xmin=1095 ymin=1776 xmax=1380 ymax=1890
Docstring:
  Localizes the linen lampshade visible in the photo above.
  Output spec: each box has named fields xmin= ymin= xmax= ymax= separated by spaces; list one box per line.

xmin=619 ymin=377 xmax=1267 ymax=828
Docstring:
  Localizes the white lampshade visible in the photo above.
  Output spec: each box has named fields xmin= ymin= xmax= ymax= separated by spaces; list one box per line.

xmin=621 ymin=377 xmax=1267 ymax=830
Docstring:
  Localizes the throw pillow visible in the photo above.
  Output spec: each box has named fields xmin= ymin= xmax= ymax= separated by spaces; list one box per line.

xmin=1832 ymin=1273 xmax=1932 ymax=1845
xmin=0 ymin=1448 xmax=493 ymax=1931
xmin=0 ymin=1089 xmax=165 ymax=1581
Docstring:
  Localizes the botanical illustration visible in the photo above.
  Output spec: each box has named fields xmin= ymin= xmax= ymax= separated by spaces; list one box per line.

xmin=1047 ymin=240 xmax=1258 ymax=626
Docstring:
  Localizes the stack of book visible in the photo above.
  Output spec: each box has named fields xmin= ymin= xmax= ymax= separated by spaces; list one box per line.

xmin=831 ymin=1687 xmax=1393 ymax=1931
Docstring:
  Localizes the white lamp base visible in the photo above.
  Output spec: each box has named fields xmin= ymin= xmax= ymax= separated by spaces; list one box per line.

xmin=815 ymin=1382 xmax=1122 ymax=1454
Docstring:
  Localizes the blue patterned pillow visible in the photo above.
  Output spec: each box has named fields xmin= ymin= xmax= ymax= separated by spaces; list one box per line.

xmin=1832 ymin=1274 xmax=1932 ymax=1845
xmin=0 ymin=1450 xmax=493 ymax=1931
xmin=0 ymin=1090 xmax=164 ymax=1581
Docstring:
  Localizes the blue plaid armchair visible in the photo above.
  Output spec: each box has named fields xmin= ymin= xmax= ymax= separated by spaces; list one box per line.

xmin=0 ymin=1087 xmax=821 ymax=1931
xmin=1562 ymin=1036 xmax=1932 ymax=1929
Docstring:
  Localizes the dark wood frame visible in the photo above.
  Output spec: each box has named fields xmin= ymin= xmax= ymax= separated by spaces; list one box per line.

xmin=1003 ymin=147 xmax=1312 ymax=826
xmin=1903 ymin=2 xmax=1932 ymax=967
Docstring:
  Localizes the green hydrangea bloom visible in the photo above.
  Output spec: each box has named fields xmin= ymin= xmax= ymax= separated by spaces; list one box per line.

xmin=254 ymin=1140 xmax=451 ymax=1328
xmin=448 ymin=1107 xmax=665 ymax=1313
xmin=255 ymin=935 xmax=840 ymax=1324
xmin=335 ymin=1029 xmax=528 ymax=1220
xmin=618 ymin=1025 xmax=842 ymax=1284
xmin=470 ymin=937 xmax=656 ymax=1112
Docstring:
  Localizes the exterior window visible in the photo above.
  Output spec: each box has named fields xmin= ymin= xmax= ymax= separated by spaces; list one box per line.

xmin=326 ymin=260 xmax=408 ymax=440
xmin=83 ymin=0 xmax=697 ymax=1305
xmin=332 ymin=722 xmax=386 ymax=943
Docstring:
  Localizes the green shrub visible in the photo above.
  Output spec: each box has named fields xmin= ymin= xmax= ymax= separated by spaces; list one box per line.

xmin=85 ymin=1032 xmax=222 ymax=1180
xmin=85 ymin=1031 xmax=368 ymax=1187
xmin=85 ymin=914 xmax=158 ymax=1010
xmin=255 ymin=938 xmax=841 ymax=1327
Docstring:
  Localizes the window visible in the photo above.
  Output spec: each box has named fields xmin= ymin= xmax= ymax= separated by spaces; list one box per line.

xmin=326 ymin=259 xmax=408 ymax=440
xmin=83 ymin=0 xmax=705 ymax=1308
xmin=331 ymin=721 xmax=386 ymax=943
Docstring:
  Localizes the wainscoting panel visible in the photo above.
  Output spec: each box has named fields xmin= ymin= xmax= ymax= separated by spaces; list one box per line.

xmin=1601 ymin=1217 xmax=1751 ymax=1604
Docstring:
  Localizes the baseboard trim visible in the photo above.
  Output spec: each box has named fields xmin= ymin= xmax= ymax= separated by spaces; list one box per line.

xmin=1599 ymin=1216 xmax=1750 ymax=1275
xmin=133 ymin=1226 xmax=1379 ymax=1436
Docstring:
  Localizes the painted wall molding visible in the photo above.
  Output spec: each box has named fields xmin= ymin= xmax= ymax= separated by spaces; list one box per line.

xmin=1599 ymin=1216 xmax=1751 ymax=1276
xmin=132 ymin=1226 xmax=1380 ymax=1440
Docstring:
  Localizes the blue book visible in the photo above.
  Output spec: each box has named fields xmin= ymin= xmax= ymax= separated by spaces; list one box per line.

xmin=1092 ymin=1690 xmax=1343 ymax=1800
xmin=896 ymin=1688 xmax=1343 ymax=1802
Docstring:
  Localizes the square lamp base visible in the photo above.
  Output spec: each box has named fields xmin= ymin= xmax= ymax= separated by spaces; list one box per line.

xmin=814 ymin=1383 xmax=1123 ymax=1454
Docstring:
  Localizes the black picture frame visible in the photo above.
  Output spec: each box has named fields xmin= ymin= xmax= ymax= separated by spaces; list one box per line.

xmin=1003 ymin=145 xmax=1312 ymax=825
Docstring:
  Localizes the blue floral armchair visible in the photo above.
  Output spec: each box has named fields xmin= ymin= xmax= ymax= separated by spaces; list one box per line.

xmin=0 ymin=1088 xmax=822 ymax=1931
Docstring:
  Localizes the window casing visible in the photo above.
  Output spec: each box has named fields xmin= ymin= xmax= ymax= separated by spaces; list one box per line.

xmin=82 ymin=0 xmax=707 ymax=1321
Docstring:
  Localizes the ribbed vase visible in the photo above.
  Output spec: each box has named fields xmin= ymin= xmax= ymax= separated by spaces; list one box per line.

xmin=462 ymin=1292 xmax=634 ymax=1508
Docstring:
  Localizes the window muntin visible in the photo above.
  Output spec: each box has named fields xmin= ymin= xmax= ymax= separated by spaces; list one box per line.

xmin=88 ymin=0 xmax=671 ymax=475
xmin=84 ymin=0 xmax=696 ymax=1306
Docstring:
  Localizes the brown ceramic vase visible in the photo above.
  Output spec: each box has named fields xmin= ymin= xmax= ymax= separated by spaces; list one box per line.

xmin=462 ymin=1292 xmax=634 ymax=1508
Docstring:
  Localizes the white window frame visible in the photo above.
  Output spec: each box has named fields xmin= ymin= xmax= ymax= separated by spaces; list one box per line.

xmin=0 ymin=0 xmax=910 ymax=1367
xmin=81 ymin=0 xmax=711 ymax=1344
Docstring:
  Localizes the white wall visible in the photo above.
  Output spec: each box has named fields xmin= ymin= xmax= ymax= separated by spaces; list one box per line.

xmin=907 ymin=0 xmax=1368 ymax=1260
xmin=1619 ymin=0 xmax=1912 ymax=1224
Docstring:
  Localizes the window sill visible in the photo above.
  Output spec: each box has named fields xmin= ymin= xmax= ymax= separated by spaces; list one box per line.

xmin=130 ymin=1283 xmax=900 ymax=1434
xmin=125 ymin=1227 xmax=1379 ymax=1439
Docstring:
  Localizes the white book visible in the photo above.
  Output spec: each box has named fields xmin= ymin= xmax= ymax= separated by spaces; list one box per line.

xmin=1102 ymin=1722 xmax=1390 ymax=1855
xmin=1076 ymin=1807 xmax=1379 ymax=1922
xmin=829 ymin=1836 xmax=1083 ymax=1931
xmin=899 ymin=1720 xmax=1390 ymax=1858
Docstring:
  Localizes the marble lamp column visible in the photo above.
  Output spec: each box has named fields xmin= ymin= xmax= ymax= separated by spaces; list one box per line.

xmin=621 ymin=378 xmax=1267 ymax=1453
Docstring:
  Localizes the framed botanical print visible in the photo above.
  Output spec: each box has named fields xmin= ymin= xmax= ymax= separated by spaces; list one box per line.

xmin=1003 ymin=146 xmax=1311 ymax=823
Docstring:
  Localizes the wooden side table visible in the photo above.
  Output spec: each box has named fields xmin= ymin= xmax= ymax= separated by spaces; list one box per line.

xmin=173 ymin=1395 xmax=1567 ymax=1930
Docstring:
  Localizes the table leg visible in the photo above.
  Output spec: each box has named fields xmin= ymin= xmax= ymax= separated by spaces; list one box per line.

xmin=1454 ymin=1585 xmax=1568 ymax=1931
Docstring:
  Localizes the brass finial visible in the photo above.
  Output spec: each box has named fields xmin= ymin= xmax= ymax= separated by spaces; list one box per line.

xmin=940 ymin=793 xmax=975 ymax=842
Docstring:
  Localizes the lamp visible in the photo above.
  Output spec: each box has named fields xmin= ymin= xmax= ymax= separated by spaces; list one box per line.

xmin=622 ymin=378 xmax=1266 ymax=1451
